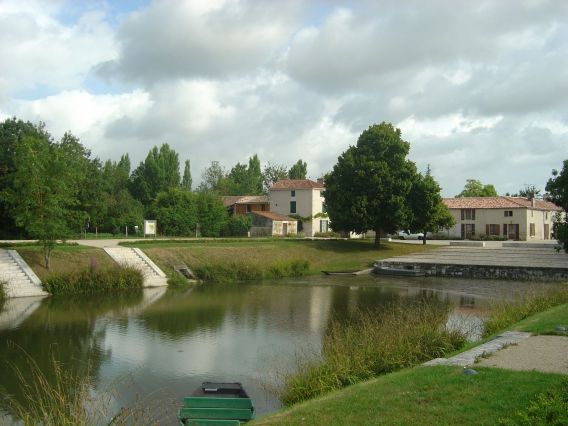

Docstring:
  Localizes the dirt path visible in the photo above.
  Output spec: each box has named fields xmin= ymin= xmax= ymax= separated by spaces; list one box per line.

xmin=476 ymin=335 xmax=568 ymax=375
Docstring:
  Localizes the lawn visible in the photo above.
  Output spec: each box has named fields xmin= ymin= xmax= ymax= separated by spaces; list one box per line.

xmin=512 ymin=303 xmax=568 ymax=335
xmin=253 ymin=366 xmax=566 ymax=426
xmin=120 ymin=239 xmax=435 ymax=277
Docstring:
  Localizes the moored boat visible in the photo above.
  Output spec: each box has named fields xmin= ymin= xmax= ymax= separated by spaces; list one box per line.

xmin=372 ymin=265 xmax=425 ymax=277
xmin=178 ymin=382 xmax=255 ymax=425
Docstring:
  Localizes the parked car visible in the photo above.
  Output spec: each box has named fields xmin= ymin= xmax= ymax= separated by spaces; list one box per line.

xmin=397 ymin=230 xmax=429 ymax=240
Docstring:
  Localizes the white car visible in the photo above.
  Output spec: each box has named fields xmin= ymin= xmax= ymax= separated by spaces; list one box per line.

xmin=397 ymin=230 xmax=425 ymax=240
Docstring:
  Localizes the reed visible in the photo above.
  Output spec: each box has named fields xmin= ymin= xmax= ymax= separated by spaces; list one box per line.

xmin=194 ymin=259 xmax=309 ymax=283
xmin=43 ymin=265 xmax=144 ymax=295
xmin=280 ymin=297 xmax=466 ymax=405
xmin=483 ymin=288 xmax=568 ymax=337
xmin=0 ymin=279 xmax=6 ymax=305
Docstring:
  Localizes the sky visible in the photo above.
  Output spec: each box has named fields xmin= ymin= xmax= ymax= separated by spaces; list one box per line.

xmin=1 ymin=0 xmax=567 ymax=196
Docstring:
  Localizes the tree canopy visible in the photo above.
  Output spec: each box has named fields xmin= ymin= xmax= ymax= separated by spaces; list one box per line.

xmin=456 ymin=179 xmax=498 ymax=197
xmin=546 ymin=160 xmax=568 ymax=252
xmin=324 ymin=122 xmax=417 ymax=246
xmin=288 ymin=159 xmax=307 ymax=180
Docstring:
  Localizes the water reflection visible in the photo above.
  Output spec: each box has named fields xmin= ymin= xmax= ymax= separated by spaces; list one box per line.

xmin=0 ymin=276 xmax=563 ymax=422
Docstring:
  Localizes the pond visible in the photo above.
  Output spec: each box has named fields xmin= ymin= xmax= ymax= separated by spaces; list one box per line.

xmin=0 ymin=275 xmax=560 ymax=423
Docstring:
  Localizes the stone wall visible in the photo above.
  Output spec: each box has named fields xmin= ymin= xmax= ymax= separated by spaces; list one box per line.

xmin=380 ymin=261 xmax=568 ymax=282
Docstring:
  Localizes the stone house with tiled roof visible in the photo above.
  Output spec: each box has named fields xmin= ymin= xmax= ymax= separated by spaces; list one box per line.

xmin=248 ymin=211 xmax=298 ymax=237
xmin=443 ymin=196 xmax=562 ymax=240
xmin=269 ymin=179 xmax=328 ymax=237
xmin=222 ymin=195 xmax=269 ymax=216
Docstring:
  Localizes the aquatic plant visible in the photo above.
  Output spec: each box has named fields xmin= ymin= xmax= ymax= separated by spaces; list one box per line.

xmin=194 ymin=259 xmax=309 ymax=283
xmin=42 ymin=265 xmax=144 ymax=295
xmin=0 ymin=279 xmax=7 ymax=305
xmin=280 ymin=297 xmax=466 ymax=405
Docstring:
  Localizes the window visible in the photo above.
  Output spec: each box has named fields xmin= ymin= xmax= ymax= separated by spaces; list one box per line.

xmin=530 ymin=223 xmax=535 ymax=237
xmin=320 ymin=220 xmax=329 ymax=233
xmin=291 ymin=190 xmax=295 ymax=197
xmin=460 ymin=209 xmax=476 ymax=220
xmin=290 ymin=201 xmax=296 ymax=214
xmin=504 ymin=210 xmax=513 ymax=217
xmin=487 ymin=224 xmax=500 ymax=236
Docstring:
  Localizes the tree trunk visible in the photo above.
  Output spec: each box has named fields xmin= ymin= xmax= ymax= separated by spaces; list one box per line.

xmin=374 ymin=228 xmax=381 ymax=247
xmin=44 ymin=246 xmax=50 ymax=270
xmin=422 ymin=230 xmax=427 ymax=245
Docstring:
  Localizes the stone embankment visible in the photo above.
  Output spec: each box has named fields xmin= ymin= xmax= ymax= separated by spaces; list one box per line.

xmin=0 ymin=249 xmax=47 ymax=298
xmin=104 ymin=247 xmax=168 ymax=287
xmin=379 ymin=246 xmax=568 ymax=281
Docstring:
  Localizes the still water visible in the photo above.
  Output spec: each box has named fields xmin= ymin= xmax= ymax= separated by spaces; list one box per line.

xmin=0 ymin=275 xmax=559 ymax=422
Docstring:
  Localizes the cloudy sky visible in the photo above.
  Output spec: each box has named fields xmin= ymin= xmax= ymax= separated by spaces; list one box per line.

xmin=1 ymin=0 xmax=567 ymax=196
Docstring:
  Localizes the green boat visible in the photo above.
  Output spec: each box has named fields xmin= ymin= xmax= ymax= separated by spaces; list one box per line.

xmin=178 ymin=382 xmax=255 ymax=425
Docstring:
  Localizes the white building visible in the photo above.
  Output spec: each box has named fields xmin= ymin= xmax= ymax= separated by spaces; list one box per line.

xmin=269 ymin=179 xmax=329 ymax=237
xmin=443 ymin=196 xmax=562 ymax=240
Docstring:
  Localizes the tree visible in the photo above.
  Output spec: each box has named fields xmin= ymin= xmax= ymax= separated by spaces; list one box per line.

xmin=104 ymin=190 xmax=144 ymax=235
xmin=324 ymin=122 xmax=417 ymax=246
xmin=546 ymin=160 xmax=568 ymax=252
xmin=515 ymin=184 xmax=541 ymax=198
xmin=407 ymin=170 xmax=455 ymax=244
xmin=262 ymin=162 xmax=288 ymax=193
xmin=182 ymin=159 xmax=192 ymax=191
xmin=6 ymin=134 xmax=80 ymax=268
xmin=196 ymin=193 xmax=228 ymax=237
xmin=198 ymin=161 xmax=230 ymax=194
xmin=288 ymin=159 xmax=308 ymax=180
xmin=130 ymin=144 xmax=180 ymax=206
xmin=456 ymin=179 xmax=498 ymax=197
xmin=149 ymin=188 xmax=197 ymax=236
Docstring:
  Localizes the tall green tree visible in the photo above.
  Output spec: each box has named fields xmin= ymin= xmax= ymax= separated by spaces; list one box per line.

xmin=262 ymin=162 xmax=288 ymax=193
xmin=6 ymin=134 xmax=81 ymax=268
xmin=198 ymin=161 xmax=230 ymax=194
xmin=288 ymin=159 xmax=308 ymax=180
xmin=324 ymin=122 xmax=417 ymax=246
xmin=456 ymin=179 xmax=498 ymax=197
xmin=130 ymin=144 xmax=180 ymax=206
xmin=196 ymin=193 xmax=228 ymax=237
xmin=407 ymin=170 xmax=455 ymax=245
xmin=182 ymin=159 xmax=192 ymax=191
xmin=546 ymin=160 xmax=568 ymax=252
xmin=104 ymin=190 xmax=144 ymax=235
xmin=149 ymin=188 xmax=197 ymax=236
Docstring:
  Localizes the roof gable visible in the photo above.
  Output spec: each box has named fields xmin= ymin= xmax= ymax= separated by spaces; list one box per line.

xmin=443 ymin=196 xmax=562 ymax=211
xmin=270 ymin=179 xmax=324 ymax=190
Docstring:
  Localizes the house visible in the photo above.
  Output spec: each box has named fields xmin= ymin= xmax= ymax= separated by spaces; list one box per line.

xmin=269 ymin=179 xmax=328 ymax=237
xmin=222 ymin=195 xmax=269 ymax=216
xmin=443 ymin=196 xmax=562 ymax=240
xmin=248 ymin=211 xmax=298 ymax=237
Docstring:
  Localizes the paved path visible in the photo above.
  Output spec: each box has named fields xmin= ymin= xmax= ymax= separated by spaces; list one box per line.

xmin=383 ymin=246 xmax=568 ymax=268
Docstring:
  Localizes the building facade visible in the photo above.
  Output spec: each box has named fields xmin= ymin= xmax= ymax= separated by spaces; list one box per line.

xmin=443 ymin=196 xmax=562 ymax=241
xmin=248 ymin=211 xmax=298 ymax=237
xmin=222 ymin=195 xmax=270 ymax=216
xmin=269 ymin=179 xmax=328 ymax=237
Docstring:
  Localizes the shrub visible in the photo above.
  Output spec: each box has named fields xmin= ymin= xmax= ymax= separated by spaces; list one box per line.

xmin=0 ymin=279 xmax=6 ymax=305
xmin=280 ymin=297 xmax=466 ymax=405
xmin=222 ymin=215 xmax=252 ymax=237
xmin=313 ymin=231 xmax=341 ymax=238
xmin=43 ymin=265 xmax=144 ymax=295
xmin=194 ymin=259 xmax=310 ymax=283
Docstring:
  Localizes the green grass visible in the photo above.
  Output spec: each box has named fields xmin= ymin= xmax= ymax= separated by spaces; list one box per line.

xmin=254 ymin=366 xmax=566 ymax=426
xmin=512 ymin=303 xmax=568 ymax=335
xmin=42 ymin=265 xmax=144 ymax=295
xmin=483 ymin=289 xmax=568 ymax=337
xmin=280 ymin=298 xmax=466 ymax=405
xmin=125 ymin=239 xmax=434 ymax=282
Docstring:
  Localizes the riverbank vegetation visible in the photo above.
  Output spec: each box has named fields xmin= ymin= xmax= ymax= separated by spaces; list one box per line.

xmin=254 ymin=366 xmax=566 ymax=426
xmin=483 ymin=289 xmax=568 ymax=337
xmin=0 ymin=279 xmax=6 ymax=305
xmin=121 ymin=239 xmax=434 ymax=282
xmin=280 ymin=297 xmax=466 ymax=405
xmin=42 ymin=265 xmax=143 ymax=295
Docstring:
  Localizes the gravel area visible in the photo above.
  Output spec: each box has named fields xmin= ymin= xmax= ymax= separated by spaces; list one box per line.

xmin=476 ymin=335 xmax=568 ymax=375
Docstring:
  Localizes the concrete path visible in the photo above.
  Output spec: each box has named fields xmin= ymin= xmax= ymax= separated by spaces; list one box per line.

xmin=476 ymin=335 xmax=568 ymax=375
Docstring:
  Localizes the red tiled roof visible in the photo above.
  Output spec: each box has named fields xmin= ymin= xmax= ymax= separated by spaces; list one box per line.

xmin=270 ymin=179 xmax=324 ymax=190
xmin=443 ymin=196 xmax=562 ymax=211
xmin=222 ymin=195 xmax=269 ymax=207
xmin=250 ymin=211 xmax=296 ymax=221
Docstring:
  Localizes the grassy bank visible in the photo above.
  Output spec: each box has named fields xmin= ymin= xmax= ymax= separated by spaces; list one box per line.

xmin=483 ymin=288 xmax=568 ymax=337
xmin=254 ymin=366 xmax=566 ymax=425
xmin=42 ymin=265 xmax=144 ymax=295
xmin=280 ymin=297 xmax=465 ymax=405
xmin=120 ymin=239 xmax=434 ymax=282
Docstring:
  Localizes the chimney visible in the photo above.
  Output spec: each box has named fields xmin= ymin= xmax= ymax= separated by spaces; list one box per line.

xmin=317 ymin=178 xmax=324 ymax=184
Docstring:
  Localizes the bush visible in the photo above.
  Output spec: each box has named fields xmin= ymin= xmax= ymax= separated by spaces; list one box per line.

xmin=280 ymin=297 xmax=466 ymax=405
xmin=0 ymin=279 xmax=6 ymax=305
xmin=222 ymin=215 xmax=252 ymax=237
xmin=43 ymin=265 xmax=144 ymax=295
xmin=313 ymin=231 xmax=341 ymax=238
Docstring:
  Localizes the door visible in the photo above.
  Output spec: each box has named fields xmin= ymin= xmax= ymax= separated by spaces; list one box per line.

xmin=508 ymin=224 xmax=519 ymax=240
xmin=282 ymin=222 xmax=288 ymax=236
xmin=544 ymin=224 xmax=550 ymax=240
xmin=461 ymin=224 xmax=475 ymax=239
